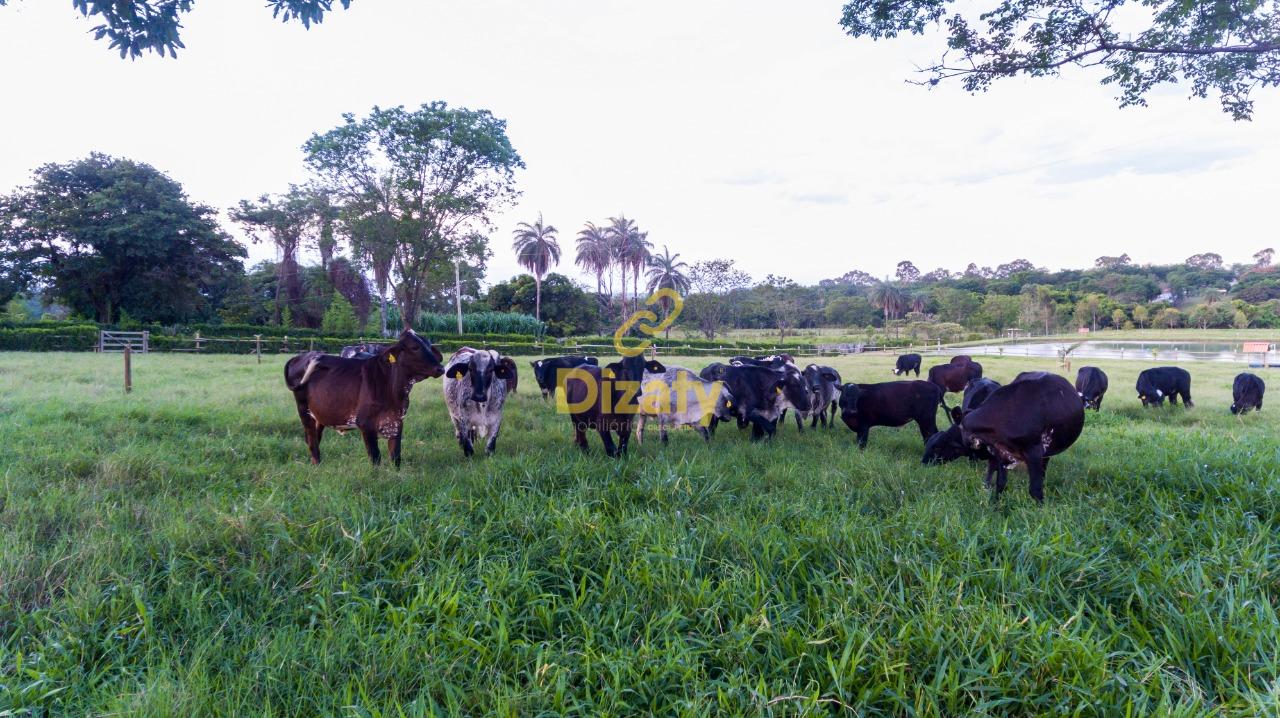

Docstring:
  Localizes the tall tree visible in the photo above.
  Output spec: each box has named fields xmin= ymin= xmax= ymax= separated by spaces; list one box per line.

xmin=575 ymin=222 xmax=612 ymax=300
xmin=606 ymin=215 xmax=650 ymax=316
xmin=0 ymin=153 xmax=244 ymax=323
xmin=0 ymin=0 xmax=353 ymax=58
xmin=685 ymin=258 xmax=751 ymax=339
xmin=511 ymin=213 xmax=560 ymax=321
xmin=868 ymin=281 xmax=906 ymax=321
xmin=839 ymin=0 xmax=1280 ymax=119
xmin=230 ymin=186 xmax=322 ymax=325
xmin=1254 ymin=248 xmax=1275 ymax=267
xmin=305 ymin=102 xmax=523 ymax=329
xmin=644 ymin=245 xmax=690 ymax=338
xmin=895 ymin=260 xmax=920 ymax=283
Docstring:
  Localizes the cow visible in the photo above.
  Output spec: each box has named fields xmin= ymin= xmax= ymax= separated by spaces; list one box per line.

xmin=729 ymin=355 xmax=788 ymax=370
xmin=1074 ymin=366 xmax=1109 ymax=410
xmin=1136 ymin=367 xmax=1193 ymax=408
xmin=530 ymin=355 xmax=598 ymax=399
xmin=838 ymin=380 xmax=943 ymax=449
xmin=442 ymin=348 xmax=517 ymax=457
xmin=927 ymin=360 xmax=984 ymax=400
xmin=893 ymin=353 xmax=922 ymax=377
xmin=699 ymin=362 xmax=730 ymax=382
xmin=716 ymin=364 xmax=812 ymax=440
xmin=562 ymin=355 xmax=664 ymax=457
xmin=635 ymin=365 xmax=734 ymax=444
xmin=921 ymin=378 xmax=1002 ymax=464
xmin=800 ymin=364 xmax=842 ymax=428
xmin=283 ymin=330 xmax=444 ymax=467
xmin=950 ymin=355 xmax=973 ymax=366
xmin=1231 ymin=372 xmax=1265 ymax=415
xmin=960 ymin=371 xmax=1084 ymax=503
xmin=339 ymin=342 xmax=389 ymax=359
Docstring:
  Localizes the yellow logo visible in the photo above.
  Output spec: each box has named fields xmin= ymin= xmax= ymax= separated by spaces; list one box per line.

xmin=614 ymin=288 xmax=683 ymax=358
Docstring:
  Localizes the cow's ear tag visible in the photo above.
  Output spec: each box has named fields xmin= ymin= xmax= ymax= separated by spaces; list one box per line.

xmin=725 ymin=400 xmax=733 ymax=408
xmin=775 ymin=386 xmax=783 ymax=395
xmin=387 ymin=353 xmax=397 ymax=364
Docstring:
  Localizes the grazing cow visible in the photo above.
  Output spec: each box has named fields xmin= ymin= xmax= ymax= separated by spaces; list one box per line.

xmin=1074 ymin=366 xmax=1109 ymax=410
xmin=1136 ymin=367 xmax=1194 ymax=408
xmin=960 ymin=372 xmax=1084 ymax=503
xmin=530 ymin=355 xmax=599 ymax=399
xmin=563 ymin=355 xmax=664 ymax=457
xmin=893 ymin=353 xmax=922 ymax=377
xmin=339 ymin=342 xmax=389 ymax=359
xmin=800 ymin=364 xmax=842 ymax=428
xmin=442 ymin=348 xmax=517 ymax=456
xmin=636 ymin=365 xmax=734 ymax=443
xmin=838 ymin=380 xmax=943 ymax=449
xmin=717 ymin=364 xmax=812 ymax=440
xmin=1231 ymin=372 xmax=1265 ymax=414
xmin=921 ymin=378 xmax=1002 ymax=464
xmin=927 ymin=360 xmax=984 ymax=398
xmin=950 ymin=355 xmax=973 ymax=366
xmin=284 ymin=330 xmax=444 ymax=467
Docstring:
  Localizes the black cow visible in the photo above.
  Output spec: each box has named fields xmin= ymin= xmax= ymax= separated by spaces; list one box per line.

xmin=563 ymin=355 xmax=664 ymax=457
xmin=729 ymin=355 xmax=788 ymax=370
xmin=339 ymin=342 xmax=389 ymax=359
xmin=1074 ymin=366 xmax=1109 ymax=410
xmin=893 ymin=353 xmax=922 ymax=377
xmin=1231 ymin=372 xmax=1265 ymax=415
xmin=838 ymin=381 xmax=942 ymax=449
xmin=1136 ymin=367 xmax=1193 ymax=408
xmin=716 ymin=364 xmax=812 ymax=440
xmin=699 ymin=362 xmax=730 ymax=382
xmin=530 ymin=355 xmax=599 ymax=399
xmin=921 ymin=378 xmax=1002 ymax=464
xmin=284 ymin=330 xmax=445 ymax=467
xmin=961 ymin=372 xmax=1084 ymax=503
xmin=927 ymin=360 xmax=984 ymax=398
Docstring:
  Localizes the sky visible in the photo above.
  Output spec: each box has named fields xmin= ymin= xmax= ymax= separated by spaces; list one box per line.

xmin=1 ymin=0 xmax=1277 ymax=289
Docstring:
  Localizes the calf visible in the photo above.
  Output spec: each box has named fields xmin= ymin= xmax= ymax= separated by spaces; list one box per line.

xmin=284 ymin=330 xmax=444 ymax=467
xmin=800 ymin=364 xmax=842 ymax=428
xmin=1231 ymin=372 xmax=1265 ymax=414
xmin=921 ymin=378 xmax=1002 ymax=464
xmin=960 ymin=372 xmax=1084 ymax=503
xmin=442 ymin=348 xmax=517 ymax=456
xmin=1074 ymin=366 xmax=1109 ymax=410
xmin=717 ymin=364 xmax=812 ymax=440
xmin=530 ymin=355 xmax=598 ymax=399
xmin=927 ymin=360 xmax=984 ymax=398
xmin=339 ymin=342 xmax=389 ymax=359
xmin=893 ymin=353 xmax=922 ymax=376
xmin=839 ymin=380 xmax=942 ymax=449
xmin=636 ymin=365 xmax=733 ymax=443
xmin=1136 ymin=367 xmax=1193 ymax=408
xmin=563 ymin=355 xmax=664 ymax=457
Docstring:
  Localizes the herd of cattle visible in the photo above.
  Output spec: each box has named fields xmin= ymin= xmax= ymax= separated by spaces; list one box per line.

xmin=282 ymin=330 xmax=1267 ymax=503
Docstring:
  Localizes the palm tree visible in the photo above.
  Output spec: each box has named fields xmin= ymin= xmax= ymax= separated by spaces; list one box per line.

xmin=511 ymin=213 xmax=561 ymax=321
xmin=606 ymin=215 xmax=653 ymax=316
xmin=575 ymin=222 xmax=612 ymax=300
xmin=868 ymin=282 xmax=906 ymax=322
xmin=645 ymin=245 xmax=690 ymax=338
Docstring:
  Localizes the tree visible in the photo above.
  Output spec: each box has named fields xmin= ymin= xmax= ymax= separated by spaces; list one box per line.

xmin=1111 ymin=308 xmax=1128 ymax=329
xmin=1234 ymin=309 xmax=1250 ymax=329
xmin=931 ymin=287 xmax=980 ymax=325
xmin=895 ymin=260 xmax=920 ymax=283
xmin=644 ymin=245 xmax=690 ymax=338
xmin=485 ymin=273 xmax=599 ymax=336
xmin=980 ymin=294 xmax=1021 ymax=331
xmin=0 ymin=0 xmax=353 ymax=58
xmin=685 ymin=259 xmax=751 ymax=339
xmin=1073 ymin=293 xmax=1105 ymax=331
xmin=1095 ymin=254 xmax=1132 ymax=269
xmin=1186 ymin=252 xmax=1225 ymax=270
xmin=755 ymin=275 xmax=804 ymax=341
xmin=0 ymin=154 xmax=244 ymax=324
xmin=868 ymin=282 xmax=906 ymax=321
xmin=1020 ymin=285 xmax=1058 ymax=335
xmin=305 ymin=102 xmax=523 ymax=330
xmin=921 ymin=267 xmax=953 ymax=282
xmin=824 ymin=296 xmax=877 ymax=326
xmin=821 ymin=268 xmax=877 ymax=287
xmin=607 ymin=215 xmax=651 ymax=316
xmin=230 ymin=186 xmax=325 ymax=325
xmin=511 ymin=213 xmax=560 ymax=322
xmin=321 ymin=293 xmax=359 ymax=335
xmin=993 ymin=259 xmax=1035 ymax=278
xmin=839 ymin=0 xmax=1280 ymax=120
xmin=1132 ymin=305 xmax=1150 ymax=328
xmin=1254 ymin=248 xmax=1275 ymax=267
xmin=575 ymin=222 xmax=612 ymax=300
xmin=1154 ymin=307 xmax=1183 ymax=328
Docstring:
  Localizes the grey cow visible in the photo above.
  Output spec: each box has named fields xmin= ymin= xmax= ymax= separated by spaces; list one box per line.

xmin=636 ymin=365 xmax=733 ymax=444
xmin=442 ymin=347 xmax=517 ymax=456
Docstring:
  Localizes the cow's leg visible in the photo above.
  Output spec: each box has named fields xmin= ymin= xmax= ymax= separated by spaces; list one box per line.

xmin=829 ymin=402 xmax=838 ymax=427
xmin=1025 ymin=446 xmax=1046 ymax=503
xmin=794 ymin=411 xmax=805 ymax=433
xmin=811 ymin=412 xmax=820 ymax=428
xmin=361 ymin=428 xmax=382 ymax=466
xmin=856 ymin=428 xmax=870 ymax=449
xmin=918 ymin=414 xmax=939 ymax=442
xmin=309 ymin=425 xmax=324 ymax=464
xmin=634 ymin=415 xmax=647 ymax=445
xmin=660 ymin=422 xmax=669 ymax=445
xmin=697 ymin=425 xmax=711 ymax=442
xmin=484 ymin=423 xmax=500 ymax=455
xmin=387 ymin=433 xmax=402 ymax=469
xmin=574 ymin=422 xmax=590 ymax=453
xmin=598 ymin=427 xmax=618 ymax=457
xmin=453 ymin=419 xmax=474 ymax=457
xmin=708 ymin=416 xmax=719 ymax=437
xmin=1182 ymin=391 xmax=1194 ymax=408
xmin=295 ymin=402 xmax=322 ymax=464
xmin=616 ymin=421 xmax=632 ymax=456
xmin=747 ymin=414 xmax=768 ymax=441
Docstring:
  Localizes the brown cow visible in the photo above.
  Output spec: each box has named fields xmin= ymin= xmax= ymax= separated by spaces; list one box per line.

xmin=927 ymin=360 xmax=983 ymax=396
xmin=284 ymin=330 xmax=444 ymax=467
xmin=563 ymin=355 xmax=665 ymax=457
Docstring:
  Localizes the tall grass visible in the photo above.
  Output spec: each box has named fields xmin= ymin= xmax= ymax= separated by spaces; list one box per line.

xmin=413 ymin=311 xmax=546 ymax=337
xmin=0 ymin=353 xmax=1277 ymax=715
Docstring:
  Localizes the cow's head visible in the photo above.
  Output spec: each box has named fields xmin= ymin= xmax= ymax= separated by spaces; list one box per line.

xmin=447 ymin=350 xmax=515 ymax=405
xmin=777 ymin=366 xmax=812 ymax=412
xmin=802 ymin=364 xmax=839 ymax=395
xmin=384 ymin=330 xmax=444 ymax=379
xmin=530 ymin=359 xmax=549 ymax=397
xmin=922 ymin=425 xmax=968 ymax=465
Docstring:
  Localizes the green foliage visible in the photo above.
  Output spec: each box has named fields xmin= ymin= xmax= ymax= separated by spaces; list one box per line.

xmin=320 ymin=293 xmax=359 ymax=336
xmin=2 ymin=354 xmax=1279 ymax=714
xmin=485 ymin=273 xmax=598 ymax=337
xmin=414 ymin=311 xmax=546 ymax=337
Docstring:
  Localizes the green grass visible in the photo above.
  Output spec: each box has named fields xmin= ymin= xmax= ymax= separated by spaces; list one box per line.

xmin=1 ymin=352 xmax=1278 ymax=715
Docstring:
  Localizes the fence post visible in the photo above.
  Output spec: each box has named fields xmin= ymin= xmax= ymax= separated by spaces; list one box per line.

xmin=194 ymin=331 xmax=202 ymax=352
xmin=255 ymin=335 xmax=262 ymax=364
xmin=124 ymin=346 xmax=132 ymax=393
xmin=143 ymin=330 xmax=150 ymax=353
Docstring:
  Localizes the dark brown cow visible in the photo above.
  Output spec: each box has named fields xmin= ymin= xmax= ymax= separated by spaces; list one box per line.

xmin=284 ymin=330 xmax=444 ymax=467
xmin=927 ymin=360 xmax=984 ymax=396
xmin=563 ymin=355 xmax=665 ymax=457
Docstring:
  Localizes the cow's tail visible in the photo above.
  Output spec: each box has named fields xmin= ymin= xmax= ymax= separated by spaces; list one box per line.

xmin=284 ymin=353 xmax=320 ymax=391
xmin=938 ymin=392 xmax=957 ymax=426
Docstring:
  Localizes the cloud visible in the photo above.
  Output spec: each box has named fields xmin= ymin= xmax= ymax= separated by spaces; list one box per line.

xmin=786 ymin=191 xmax=847 ymax=205
xmin=1037 ymin=143 xmax=1250 ymax=184
xmin=710 ymin=169 xmax=783 ymax=187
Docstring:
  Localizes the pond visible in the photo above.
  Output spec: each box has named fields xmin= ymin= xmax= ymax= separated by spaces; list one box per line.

xmin=949 ymin=340 xmax=1278 ymax=364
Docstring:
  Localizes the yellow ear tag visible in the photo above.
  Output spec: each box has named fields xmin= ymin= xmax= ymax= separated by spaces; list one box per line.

xmin=775 ymin=386 xmax=783 ymax=395
xmin=387 ymin=353 xmax=397 ymax=364
xmin=725 ymin=400 xmax=732 ymax=408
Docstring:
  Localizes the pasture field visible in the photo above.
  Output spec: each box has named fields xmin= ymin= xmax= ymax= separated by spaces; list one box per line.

xmin=1 ymin=351 xmax=1278 ymax=716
